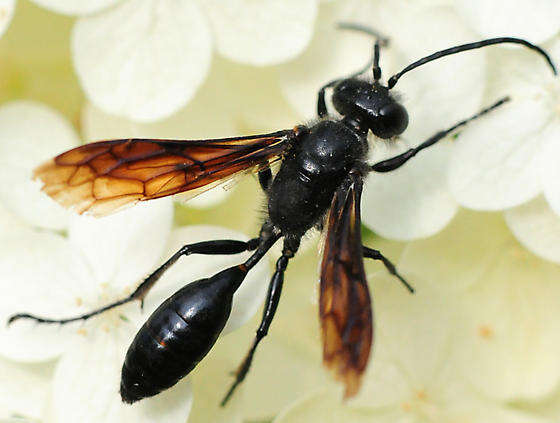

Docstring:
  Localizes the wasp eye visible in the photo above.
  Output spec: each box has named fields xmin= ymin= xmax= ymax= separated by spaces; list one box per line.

xmin=376 ymin=103 xmax=409 ymax=139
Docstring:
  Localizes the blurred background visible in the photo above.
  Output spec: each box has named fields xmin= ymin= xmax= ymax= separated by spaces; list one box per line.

xmin=1 ymin=1 xmax=560 ymax=422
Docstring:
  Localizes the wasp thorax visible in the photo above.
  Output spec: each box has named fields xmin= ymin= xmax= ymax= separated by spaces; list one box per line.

xmin=332 ymin=78 xmax=409 ymax=139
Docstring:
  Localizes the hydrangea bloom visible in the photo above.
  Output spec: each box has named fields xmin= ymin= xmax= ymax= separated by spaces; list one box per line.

xmin=207 ymin=212 xmax=560 ymax=422
xmin=68 ymin=0 xmax=319 ymax=122
xmin=0 ymin=101 xmax=271 ymax=423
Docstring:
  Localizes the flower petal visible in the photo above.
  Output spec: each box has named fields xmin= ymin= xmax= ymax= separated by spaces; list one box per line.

xmin=52 ymin=328 xmax=192 ymax=423
xmin=0 ymin=229 xmax=93 ymax=362
xmin=29 ymin=0 xmax=121 ymax=16
xmin=539 ymin=123 xmax=560 ymax=217
xmin=201 ymin=0 xmax=318 ymax=66
xmin=454 ymin=0 xmax=560 ymax=43
xmin=505 ymin=196 xmax=560 ymax=264
xmin=278 ymin=1 xmax=484 ymax=130
xmin=385 ymin=5 xmax=486 ymax=144
xmin=363 ymin=141 xmax=458 ymax=240
xmin=397 ymin=209 xmax=560 ymax=401
xmin=277 ymin=1 xmax=388 ymax=120
xmin=452 ymin=242 xmax=560 ymax=400
xmin=72 ymin=0 xmax=212 ymax=122
xmin=145 ymin=225 xmax=271 ymax=335
xmin=0 ymin=358 xmax=52 ymax=420
xmin=0 ymin=0 xmax=14 ymax=38
xmin=448 ymin=99 xmax=548 ymax=210
xmin=68 ymin=198 xmax=173 ymax=291
xmin=0 ymin=101 xmax=79 ymax=230
xmin=398 ymin=210 xmax=511 ymax=292
xmin=274 ymin=390 xmax=378 ymax=423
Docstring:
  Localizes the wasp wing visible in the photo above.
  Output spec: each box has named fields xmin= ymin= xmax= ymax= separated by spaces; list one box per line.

xmin=319 ymin=171 xmax=372 ymax=399
xmin=34 ymin=130 xmax=295 ymax=216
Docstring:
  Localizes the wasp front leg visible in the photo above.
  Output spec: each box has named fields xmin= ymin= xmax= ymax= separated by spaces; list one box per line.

xmin=370 ymin=97 xmax=510 ymax=172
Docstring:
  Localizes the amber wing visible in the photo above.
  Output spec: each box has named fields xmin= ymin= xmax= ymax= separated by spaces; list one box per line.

xmin=319 ymin=171 xmax=373 ymax=399
xmin=33 ymin=130 xmax=295 ymax=216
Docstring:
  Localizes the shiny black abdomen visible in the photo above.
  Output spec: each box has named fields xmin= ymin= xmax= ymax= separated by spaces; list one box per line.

xmin=268 ymin=120 xmax=367 ymax=235
xmin=120 ymin=267 xmax=245 ymax=403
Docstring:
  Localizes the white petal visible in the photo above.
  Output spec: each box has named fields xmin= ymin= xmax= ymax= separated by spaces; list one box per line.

xmin=0 ymin=358 xmax=52 ymax=420
xmin=352 ymin=274 xmax=459 ymax=408
xmin=451 ymin=239 xmax=560 ymax=400
xmin=72 ymin=0 xmax=212 ymax=122
xmin=277 ymin=2 xmax=388 ymax=120
xmin=146 ymin=225 xmax=271 ymax=335
xmin=398 ymin=210 xmax=511 ymax=292
xmin=0 ymin=203 xmax=28 ymax=238
xmin=68 ymin=198 xmax=173 ymax=290
xmin=52 ymin=329 xmax=192 ymax=423
xmin=185 ymin=187 xmax=232 ymax=209
xmin=274 ymin=390 xmax=379 ymax=423
xmin=0 ymin=0 xmax=14 ymax=38
xmin=539 ymin=123 xmax=560 ymax=217
xmin=0 ymin=101 xmax=79 ymax=230
xmin=278 ymin=2 xmax=484 ymax=128
xmin=202 ymin=0 xmax=318 ymax=66
xmin=0 ymin=230 xmax=93 ymax=362
xmin=386 ymin=5 xmax=486 ymax=144
xmin=454 ymin=0 xmax=560 ymax=43
xmin=29 ymin=0 xmax=121 ymax=16
xmin=363 ymin=141 xmax=458 ymax=240
xmin=448 ymin=99 xmax=548 ymax=210
xmin=505 ymin=196 xmax=560 ymax=264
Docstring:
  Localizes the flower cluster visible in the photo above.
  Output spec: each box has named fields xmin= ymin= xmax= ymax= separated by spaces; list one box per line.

xmin=1 ymin=0 xmax=560 ymax=422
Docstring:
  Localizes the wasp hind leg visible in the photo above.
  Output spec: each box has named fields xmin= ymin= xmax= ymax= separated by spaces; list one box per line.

xmin=363 ymin=246 xmax=414 ymax=293
xmin=221 ymin=236 xmax=300 ymax=406
xmin=7 ymin=237 xmax=267 ymax=326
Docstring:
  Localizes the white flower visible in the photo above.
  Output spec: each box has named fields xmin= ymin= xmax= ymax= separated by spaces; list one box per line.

xmin=0 ymin=0 xmax=15 ymax=38
xmin=67 ymin=0 xmax=318 ymax=122
xmin=0 ymin=101 xmax=78 ymax=230
xmin=399 ymin=211 xmax=560 ymax=401
xmin=0 ymin=100 xmax=272 ymax=422
xmin=267 ymin=271 xmax=554 ymax=423
xmin=0 ymin=356 xmax=51 ymax=421
xmin=447 ymin=36 xmax=560 ymax=262
xmin=0 ymin=204 xmax=272 ymax=423
xmin=454 ymin=0 xmax=560 ymax=44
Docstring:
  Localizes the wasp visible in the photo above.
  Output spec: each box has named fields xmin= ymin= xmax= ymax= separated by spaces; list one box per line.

xmin=8 ymin=24 xmax=557 ymax=406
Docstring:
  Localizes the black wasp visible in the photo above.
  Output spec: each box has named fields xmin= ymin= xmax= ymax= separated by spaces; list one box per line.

xmin=8 ymin=23 xmax=557 ymax=406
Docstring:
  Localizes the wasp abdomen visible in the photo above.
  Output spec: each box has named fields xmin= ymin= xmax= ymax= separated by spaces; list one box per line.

xmin=120 ymin=266 xmax=246 ymax=403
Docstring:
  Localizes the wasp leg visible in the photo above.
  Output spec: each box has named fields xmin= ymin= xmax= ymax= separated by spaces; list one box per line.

xmin=221 ymin=237 xmax=299 ymax=406
xmin=363 ymin=246 xmax=414 ymax=293
xmin=7 ymin=238 xmax=263 ymax=326
xmin=370 ymin=97 xmax=510 ymax=172
xmin=258 ymin=167 xmax=273 ymax=192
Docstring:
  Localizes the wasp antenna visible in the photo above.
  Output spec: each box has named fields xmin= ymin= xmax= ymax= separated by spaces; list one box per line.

xmin=336 ymin=22 xmax=389 ymax=46
xmin=388 ymin=37 xmax=557 ymax=89
xmin=337 ymin=22 xmax=389 ymax=82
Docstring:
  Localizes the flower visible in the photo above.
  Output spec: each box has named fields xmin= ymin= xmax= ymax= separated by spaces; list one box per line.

xmin=208 ymin=212 xmax=560 ymax=422
xmin=447 ymin=35 xmax=560 ymax=263
xmin=66 ymin=0 xmax=319 ymax=122
xmin=0 ymin=356 xmax=51 ymax=421
xmin=399 ymin=210 xmax=560 ymax=401
xmin=0 ymin=100 xmax=272 ymax=423
xmin=0 ymin=0 xmax=15 ymax=38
